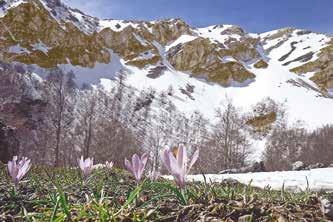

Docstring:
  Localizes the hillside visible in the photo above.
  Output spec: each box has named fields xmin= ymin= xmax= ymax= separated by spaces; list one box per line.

xmin=0 ymin=0 xmax=333 ymax=161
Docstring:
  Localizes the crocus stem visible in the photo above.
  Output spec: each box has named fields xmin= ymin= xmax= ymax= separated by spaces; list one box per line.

xmin=14 ymin=187 xmax=17 ymax=197
xmin=181 ymin=187 xmax=188 ymax=205
xmin=14 ymin=181 xmax=19 ymax=193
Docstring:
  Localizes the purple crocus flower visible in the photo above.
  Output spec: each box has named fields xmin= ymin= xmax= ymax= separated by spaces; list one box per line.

xmin=78 ymin=156 xmax=94 ymax=179
xmin=125 ymin=153 xmax=149 ymax=182
xmin=7 ymin=156 xmax=31 ymax=187
xmin=105 ymin=161 xmax=114 ymax=170
xmin=161 ymin=145 xmax=199 ymax=188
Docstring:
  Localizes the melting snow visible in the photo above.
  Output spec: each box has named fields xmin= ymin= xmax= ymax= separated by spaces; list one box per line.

xmin=99 ymin=19 xmax=139 ymax=32
xmin=196 ymin=25 xmax=242 ymax=45
xmin=267 ymin=30 xmax=330 ymax=69
xmin=9 ymin=44 xmax=30 ymax=54
xmin=184 ymin=168 xmax=333 ymax=192
xmin=221 ymin=56 xmax=237 ymax=63
xmin=32 ymin=41 xmax=50 ymax=54
xmin=135 ymin=51 xmax=154 ymax=60
xmin=165 ymin=35 xmax=198 ymax=51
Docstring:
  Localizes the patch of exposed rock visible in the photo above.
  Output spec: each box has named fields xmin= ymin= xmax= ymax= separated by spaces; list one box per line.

xmin=0 ymin=0 xmax=110 ymax=68
xmin=290 ymin=39 xmax=333 ymax=92
xmin=167 ymin=37 xmax=256 ymax=85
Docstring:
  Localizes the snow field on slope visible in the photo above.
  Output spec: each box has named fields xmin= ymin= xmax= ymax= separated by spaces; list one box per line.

xmin=123 ymin=58 xmax=333 ymax=130
xmin=265 ymin=30 xmax=331 ymax=70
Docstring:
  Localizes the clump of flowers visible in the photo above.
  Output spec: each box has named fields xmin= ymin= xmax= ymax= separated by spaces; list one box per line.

xmin=105 ymin=161 xmax=114 ymax=170
xmin=161 ymin=145 xmax=199 ymax=188
xmin=7 ymin=156 xmax=31 ymax=188
xmin=125 ymin=153 xmax=149 ymax=183
xmin=78 ymin=156 xmax=94 ymax=179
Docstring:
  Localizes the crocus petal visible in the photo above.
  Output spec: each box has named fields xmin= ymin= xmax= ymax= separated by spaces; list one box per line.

xmin=161 ymin=149 xmax=172 ymax=172
xmin=7 ymin=161 xmax=13 ymax=176
xmin=84 ymin=158 xmax=89 ymax=168
xmin=141 ymin=153 xmax=149 ymax=168
xmin=177 ymin=145 xmax=187 ymax=170
xmin=187 ymin=149 xmax=199 ymax=174
xmin=133 ymin=154 xmax=142 ymax=180
xmin=168 ymin=151 xmax=182 ymax=176
xmin=17 ymin=160 xmax=30 ymax=181
xmin=124 ymin=158 xmax=133 ymax=174
xmin=106 ymin=161 xmax=114 ymax=169
xmin=176 ymin=146 xmax=184 ymax=169
xmin=78 ymin=156 xmax=84 ymax=171
xmin=138 ymin=153 xmax=149 ymax=178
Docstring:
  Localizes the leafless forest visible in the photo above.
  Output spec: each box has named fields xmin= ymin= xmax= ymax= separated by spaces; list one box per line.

xmin=0 ymin=63 xmax=332 ymax=173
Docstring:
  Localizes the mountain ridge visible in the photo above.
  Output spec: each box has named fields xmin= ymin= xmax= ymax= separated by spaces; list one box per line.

xmin=0 ymin=0 xmax=333 ymax=131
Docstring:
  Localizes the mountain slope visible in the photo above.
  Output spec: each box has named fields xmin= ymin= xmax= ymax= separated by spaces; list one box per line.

xmin=0 ymin=0 xmax=332 ymax=132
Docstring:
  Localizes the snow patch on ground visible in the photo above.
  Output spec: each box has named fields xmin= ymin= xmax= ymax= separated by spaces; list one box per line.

xmin=166 ymin=35 xmax=198 ymax=51
xmin=133 ymin=33 xmax=149 ymax=46
xmin=32 ymin=41 xmax=50 ymax=54
xmin=135 ymin=51 xmax=154 ymax=60
xmin=196 ymin=25 xmax=242 ymax=45
xmin=99 ymin=19 xmax=139 ymax=32
xmin=221 ymin=56 xmax=237 ymax=63
xmin=9 ymin=44 xmax=30 ymax=54
xmin=184 ymin=168 xmax=333 ymax=192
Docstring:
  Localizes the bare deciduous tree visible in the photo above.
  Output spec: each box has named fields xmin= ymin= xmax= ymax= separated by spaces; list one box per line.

xmin=44 ymin=68 xmax=77 ymax=166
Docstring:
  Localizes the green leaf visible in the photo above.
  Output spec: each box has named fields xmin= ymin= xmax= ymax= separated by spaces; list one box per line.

xmin=50 ymin=196 xmax=60 ymax=222
xmin=155 ymin=182 xmax=187 ymax=205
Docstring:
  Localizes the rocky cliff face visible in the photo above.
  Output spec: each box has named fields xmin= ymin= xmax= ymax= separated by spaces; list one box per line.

xmin=1 ymin=0 xmax=332 ymax=90
xmin=0 ymin=62 xmax=47 ymax=159
xmin=151 ymin=19 xmax=192 ymax=45
xmin=0 ymin=0 xmax=266 ymax=86
xmin=0 ymin=0 xmax=109 ymax=68
xmin=167 ymin=36 xmax=257 ymax=85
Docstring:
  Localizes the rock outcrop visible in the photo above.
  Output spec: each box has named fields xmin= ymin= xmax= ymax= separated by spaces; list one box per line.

xmin=167 ymin=37 xmax=256 ymax=85
xmin=0 ymin=0 xmax=109 ymax=68
xmin=290 ymin=40 xmax=333 ymax=93
xmin=219 ymin=161 xmax=266 ymax=174
xmin=0 ymin=119 xmax=19 ymax=163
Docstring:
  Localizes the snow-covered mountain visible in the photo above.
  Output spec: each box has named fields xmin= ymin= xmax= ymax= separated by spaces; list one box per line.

xmin=1 ymin=0 xmax=333 ymax=131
